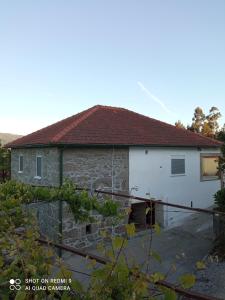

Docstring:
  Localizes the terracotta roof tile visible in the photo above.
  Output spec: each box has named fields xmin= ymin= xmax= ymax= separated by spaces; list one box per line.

xmin=7 ymin=105 xmax=223 ymax=148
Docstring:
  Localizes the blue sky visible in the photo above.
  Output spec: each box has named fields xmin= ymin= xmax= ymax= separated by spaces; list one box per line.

xmin=0 ymin=0 xmax=224 ymax=135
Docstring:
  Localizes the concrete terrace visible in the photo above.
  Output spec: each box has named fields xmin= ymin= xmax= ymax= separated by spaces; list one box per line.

xmin=61 ymin=211 xmax=223 ymax=298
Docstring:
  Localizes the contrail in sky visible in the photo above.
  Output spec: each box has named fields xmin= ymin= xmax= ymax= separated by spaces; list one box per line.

xmin=137 ymin=81 xmax=175 ymax=116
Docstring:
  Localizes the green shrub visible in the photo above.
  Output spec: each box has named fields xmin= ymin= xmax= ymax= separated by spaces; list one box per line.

xmin=214 ymin=188 xmax=225 ymax=212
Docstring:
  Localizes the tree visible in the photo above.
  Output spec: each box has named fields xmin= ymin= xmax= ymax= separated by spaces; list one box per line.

xmin=217 ymin=128 xmax=225 ymax=178
xmin=0 ymin=143 xmax=11 ymax=182
xmin=201 ymin=121 xmax=213 ymax=137
xmin=205 ymin=106 xmax=222 ymax=137
xmin=188 ymin=106 xmax=222 ymax=138
xmin=189 ymin=107 xmax=205 ymax=133
xmin=175 ymin=120 xmax=186 ymax=129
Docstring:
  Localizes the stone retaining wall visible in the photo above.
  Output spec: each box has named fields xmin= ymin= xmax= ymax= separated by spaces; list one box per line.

xmin=27 ymin=196 xmax=129 ymax=249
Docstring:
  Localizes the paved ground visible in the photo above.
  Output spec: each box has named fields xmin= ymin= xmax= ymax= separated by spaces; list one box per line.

xmin=62 ymin=212 xmax=225 ymax=298
xmin=193 ymin=261 xmax=225 ymax=299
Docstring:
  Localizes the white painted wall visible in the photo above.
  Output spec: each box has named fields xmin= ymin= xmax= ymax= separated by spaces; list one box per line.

xmin=129 ymin=147 xmax=221 ymax=227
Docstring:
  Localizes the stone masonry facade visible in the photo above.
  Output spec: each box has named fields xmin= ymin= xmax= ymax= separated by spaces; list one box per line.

xmin=12 ymin=146 xmax=130 ymax=248
xmin=63 ymin=147 xmax=129 ymax=193
xmin=11 ymin=147 xmax=60 ymax=186
xmin=62 ymin=147 xmax=130 ymax=247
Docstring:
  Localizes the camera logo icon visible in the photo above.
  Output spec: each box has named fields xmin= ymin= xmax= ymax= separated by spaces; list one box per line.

xmin=9 ymin=279 xmax=21 ymax=290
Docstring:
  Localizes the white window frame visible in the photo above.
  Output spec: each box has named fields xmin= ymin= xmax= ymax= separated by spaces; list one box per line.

xmin=18 ymin=155 xmax=24 ymax=173
xmin=170 ymin=155 xmax=186 ymax=176
xmin=35 ymin=155 xmax=42 ymax=179
xmin=200 ymin=153 xmax=221 ymax=181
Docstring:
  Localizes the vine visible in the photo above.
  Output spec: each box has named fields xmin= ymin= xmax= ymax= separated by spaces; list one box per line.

xmin=0 ymin=179 xmax=121 ymax=223
xmin=0 ymin=180 xmax=199 ymax=299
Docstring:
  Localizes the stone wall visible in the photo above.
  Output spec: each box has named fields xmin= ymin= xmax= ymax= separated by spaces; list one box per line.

xmin=11 ymin=147 xmax=129 ymax=191
xmin=63 ymin=147 xmax=129 ymax=193
xmin=11 ymin=148 xmax=60 ymax=186
xmin=12 ymin=146 xmax=130 ymax=248
xmin=62 ymin=147 xmax=130 ymax=247
xmin=26 ymin=201 xmax=60 ymax=242
xmin=26 ymin=198 xmax=129 ymax=249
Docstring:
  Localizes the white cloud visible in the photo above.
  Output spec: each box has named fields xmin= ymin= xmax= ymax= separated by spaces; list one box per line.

xmin=137 ymin=81 xmax=176 ymax=116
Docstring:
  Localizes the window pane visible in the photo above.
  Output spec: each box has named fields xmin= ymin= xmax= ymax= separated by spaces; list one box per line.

xmin=171 ymin=159 xmax=185 ymax=175
xmin=19 ymin=156 xmax=23 ymax=172
xmin=36 ymin=157 xmax=42 ymax=177
xmin=202 ymin=156 xmax=219 ymax=177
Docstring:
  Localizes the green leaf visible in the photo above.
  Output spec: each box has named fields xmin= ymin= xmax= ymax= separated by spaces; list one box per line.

xmin=0 ymin=256 xmax=3 ymax=267
xmin=99 ymin=230 xmax=107 ymax=238
xmin=26 ymin=264 xmax=37 ymax=274
xmin=150 ymin=272 xmax=165 ymax=283
xmin=125 ymin=223 xmax=136 ymax=237
xmin=150 ymin=250 xmax=162 ymax=263
xmin=61 ymin=292 xmax=71 ymax=300
xmin=70 ymin=279 xmax=83 ymax=292
xmin=90 ymin=259 xmax=97 ymax=267
xmin=15 ymin=291 xmax=26 ymax=300
xmin=164 ymin=287 xmax=177 ymax=300
xmin=154 ymin=223 xmax=161 ymax=235
xmin=196 ymin=261 xmax=206 ymax=270
xmin=112 ymin=236 xmax=126 ymax=250
xmin=179 ymin=273 xmax=196 ymax=289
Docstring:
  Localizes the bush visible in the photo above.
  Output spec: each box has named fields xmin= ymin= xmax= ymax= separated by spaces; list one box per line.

xmin=214 ymin=188 xmax=225 ymax=212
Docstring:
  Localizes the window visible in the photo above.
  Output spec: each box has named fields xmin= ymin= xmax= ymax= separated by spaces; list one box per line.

xmin=36 ymin=156 xmax=42 ymax=178
xmin=86 ymin=224 xmax=92 ymax=235
xmin=201 ymin=154 xmax=220 ymax=181
xmin=19 ymin=155 xmax=23 ymax=173
xmin=171 ymin=156 xmax=185 ymax=175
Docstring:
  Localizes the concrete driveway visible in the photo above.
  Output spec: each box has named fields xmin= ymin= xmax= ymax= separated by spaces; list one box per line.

xmin=62 ymin=211 xmax=215 ymax=291
xmin=125 ymin=211 xmax=214 ymax=281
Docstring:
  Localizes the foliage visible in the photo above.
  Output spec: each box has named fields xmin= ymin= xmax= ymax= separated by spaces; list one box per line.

xmin=0 ymin=179 xmax=120 ymax=223
xmin=206 ymin=107 xmax=221 ymax=136
xmin=196 ymin=260 xmax=206 ymax=270
xmin=0 ymin=192 xmax=73 ymax=299
xmin=217 ymin=130 xmax=225 ymax=173
xmin=217 ymin=129 xmax=225 ymax=145
xmin=0 ymin=180 xmax=197 ymax=299
xmin=174 ymin=120 xmax=185 ymax=129
xmin=187 ymin=106 xmax=222 ymax=138
xmin=0 ymin=144 xmax=10 ymax=182
xmin=214 ymin=188 xmax=225 ymax=212
xmin=188 ymin=107 xmax=206 ymax=134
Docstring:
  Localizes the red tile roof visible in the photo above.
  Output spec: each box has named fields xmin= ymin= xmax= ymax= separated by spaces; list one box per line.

xmin=7 ymin=105 xmax=222 ymax=148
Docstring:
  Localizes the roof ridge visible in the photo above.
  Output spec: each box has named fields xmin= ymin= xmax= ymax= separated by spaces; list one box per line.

xmin=51 ymin=105 xmax=100 ymax=142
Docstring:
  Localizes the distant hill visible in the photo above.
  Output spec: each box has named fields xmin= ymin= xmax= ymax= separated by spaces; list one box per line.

xmin=0 ymin=133 xmax=23 ymax=146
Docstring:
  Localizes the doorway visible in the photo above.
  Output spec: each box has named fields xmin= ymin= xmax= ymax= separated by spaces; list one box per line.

xmin=129 ymin=201 xmax=155 ymax=230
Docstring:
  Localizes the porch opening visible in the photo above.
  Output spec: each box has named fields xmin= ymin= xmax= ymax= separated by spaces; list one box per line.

xmin=128 ymin=201 xmax=155 ymax=230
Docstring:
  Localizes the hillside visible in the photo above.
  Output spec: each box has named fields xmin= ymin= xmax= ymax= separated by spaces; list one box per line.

xmin=0 ymin=133 xmax=22 ymax=146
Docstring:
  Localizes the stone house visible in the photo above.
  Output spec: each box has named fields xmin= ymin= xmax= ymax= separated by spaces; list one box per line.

xmin=7 ymin=105 xmax=222 ymax=230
